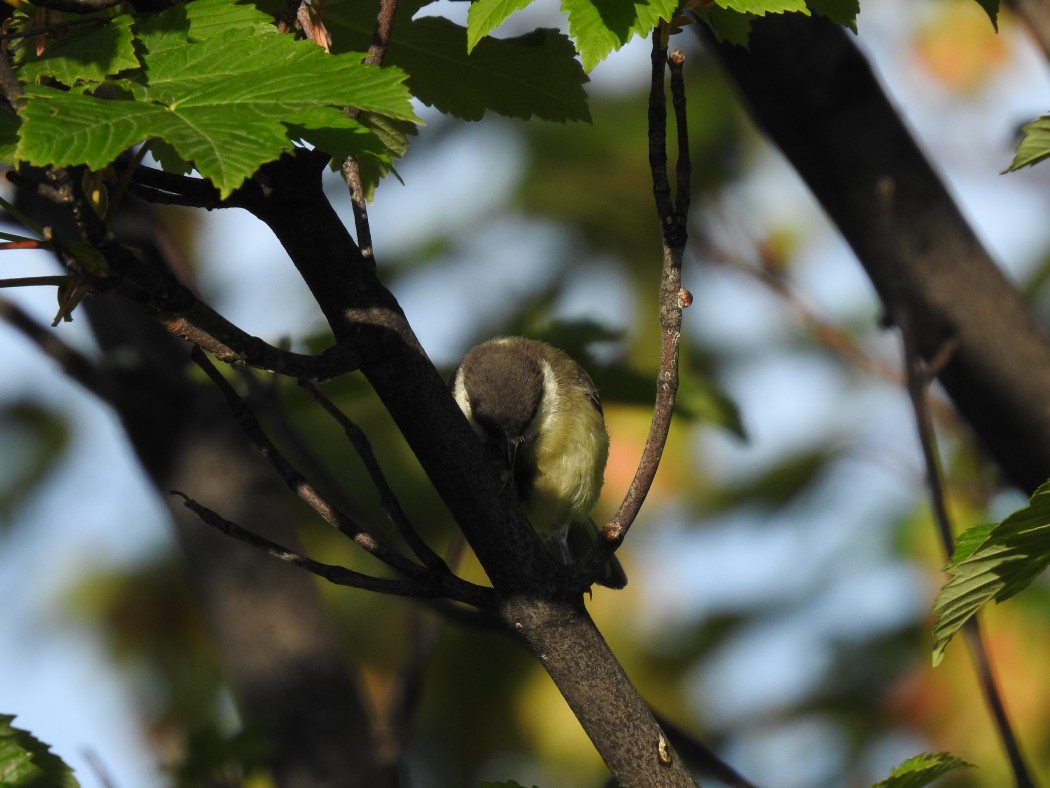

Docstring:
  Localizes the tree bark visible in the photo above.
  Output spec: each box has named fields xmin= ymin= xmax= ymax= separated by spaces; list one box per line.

xmin=706 ymin=14 xmax=1050 ymax=494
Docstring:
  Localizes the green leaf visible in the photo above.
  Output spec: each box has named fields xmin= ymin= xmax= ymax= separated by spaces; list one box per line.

xmin=0 ymin=714 xmax=79 ymax=788
xmin=467 ymin=0 xmax=535 ymax=52
xmin=0 ymin=110 xmax=18 ymax=164
xmin=353 ymin=113 xmax=417 ymax=199
xmin=714 ymin=0 xmax=809 ymax=13
xmin=401 ymin=19 xmax=590 ymax=121
xmin=871 ymin=752 xmax=973 ymax=788
xmin=325 ymin=1 xmax=590 ymax=122
xmin=14 ymin=0 xmax=417 ymax=197
xmin=1005 ymin=115 xmax=1050 ymax=172
xmin=561 ymin=0 xmax=679 ymax=72
xmin=805 ymin=0 xmax=859 ymax=31
xmin=18 ymin=15 xmax=139 ymax=87
xmin=949 ymin=521 xmax=996 ymax=564
xmin=972 ymin=0 xmax=999 ymax=30
xmin=693 ymin=6 xmax=753 ymax=46
xmin=931 ymin=479 xmax=1050 ymax=665
xmin=677 ymin=369 xmax=746 ymax=438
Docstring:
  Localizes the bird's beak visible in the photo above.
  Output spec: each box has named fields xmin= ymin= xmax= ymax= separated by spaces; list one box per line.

xmin=498 ymin=436 xmax=521 ymax=493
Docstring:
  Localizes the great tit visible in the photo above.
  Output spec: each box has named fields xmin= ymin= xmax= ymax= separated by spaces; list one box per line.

xmin=450 ymin=337 xmax=627 ymax=588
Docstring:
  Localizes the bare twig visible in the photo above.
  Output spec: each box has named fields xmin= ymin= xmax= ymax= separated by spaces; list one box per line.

xmin=880 ymin=177 xmax=1035 ymax=788
xmin=172 ymin=491 xmax=447 ymax=598
xmin=0 ymin=276 xmax=66 ymax=287
xmin=191 ymin=346 xmax=494 ymax=608
xmin=340 ymin=0 xmax=399 ymax=259
xmin=604 ymin=31 xmax=689 ymax=546
xmin=0 ymin=295 xmax=105 ymax=395
xmin=190 ymin=345 xmax=428 ymax=577
xmin=19 ymin=0 xmax=120 ymax=12
xmin=300 ymin=378 xmax=450 ymax=571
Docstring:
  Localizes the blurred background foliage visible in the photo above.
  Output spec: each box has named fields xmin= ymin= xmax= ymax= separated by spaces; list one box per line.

xmin=4 ymin=0 xmax=1050 ymax=786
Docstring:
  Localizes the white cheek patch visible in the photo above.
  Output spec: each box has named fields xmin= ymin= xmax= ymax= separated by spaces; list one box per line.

xmin=530 ymin=358 xmax=561 ymax=440
xmin=452 ymin=372 xmax=485 ymax=438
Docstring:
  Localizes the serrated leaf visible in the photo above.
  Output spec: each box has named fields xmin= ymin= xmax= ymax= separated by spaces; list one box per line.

xmin=18 ymin=15 xmax=138 ymax=87
xmin=0 ymin=714 xmax=79 ymax=787
xmin=561 ymin=0 xmax=679 ymax=72
xmin=871 ymin=752 xmax=973 ymax=788
xmin=353 ymin=112 xmax=417 ymax=198
xmin=325 ymin=1 xmax=589 ymax=122
xmin=693 ymin=6 xmax=753 ymax=46
xmin=949 ymin=522 xmax=995 ymax=564
xmin=467 ymin=0 xmax=535 ymax=52
xmin=932 ymin=479 xmax=1050 ymax=665
xmin=715 ymin=0 xmax=809 ymax=13
xmin=399 ymin=19 xmax=590 ymax=121
xmin=1005 ymin=115 xmax=1050 ymax=172
xmin=14 ymin=0 xmax=417 ymax=197
xmin=805 ymin=0 xmax=859 ymax=31
xmin=972 ymin=0 xmax=999 ymax=30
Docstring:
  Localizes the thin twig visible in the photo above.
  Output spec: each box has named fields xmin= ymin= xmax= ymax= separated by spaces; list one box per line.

xmin=0 ymin=295 xmax=106 ymax=395
xmin=340 ymin=0 xmax=398 ymax=259
xmin=19 ymin=0 xmax=120 ymax=12
xmin=604 ymin=30 xmax=688 ymax=545
xmin=0 ymin=276 xmax=66 ymax=287
xmin=171 ymin=491 xmax=446 ymax=598
xmin=880 ymin=177 xmax=1035 ymax=788
xmin=300 ymin=378 xmax=450 ymax=571
xmin=190 ymin=345 xmax=429 ymax=579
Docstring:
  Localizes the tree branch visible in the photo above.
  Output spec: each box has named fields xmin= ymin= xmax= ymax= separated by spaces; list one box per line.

xmin=704 ymin=13 xmax=1050 ymax=495
xmin=300 ymin=378 xmax=450 ymax=571
xmin=881 ymin=178 xmax=1035 ymax=788
xmin=605 ymin=32 xmax=688 ymax=546
xmin=172 ymin=491 xmax=452 ymax=598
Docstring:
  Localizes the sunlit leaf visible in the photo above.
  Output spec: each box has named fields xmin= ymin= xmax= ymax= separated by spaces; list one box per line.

xmin=932 ymin=479 xmax=1050 ymax=665
xmin=1005 ymin=115 xmax=1050 ymax=173
xmin=0 ymin=714 xmax=78 ymax=788
xmin=871 ymin=751 xmax=973 ymax=788
xmin=467 ymin=0 xmax=534 ymax=51
xmin=562 ymin=0 xmax=678 ymax=71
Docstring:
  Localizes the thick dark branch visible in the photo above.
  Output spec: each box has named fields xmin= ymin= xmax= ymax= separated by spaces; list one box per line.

xmin=172 ymin=491 xmax=447 ymax=598
xmin=705 ymin=14 xmax=1050 ymax=494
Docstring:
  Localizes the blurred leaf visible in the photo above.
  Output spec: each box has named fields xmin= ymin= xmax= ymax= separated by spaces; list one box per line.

xmin=676 ymin=369 xmax=745 ymax=437
xmin=481 ymin=782 xmax=538 ymax=788
xmin=709 ymin=448 xmax=835 ymax=512
xmin=170 ymin=723 xmax=268 ymax=787
xmin=932 ymin=480 xmax=1050 ymax=665
xmin=0 ymin=714 xmax=79 ymax=788
xmin=870 ymin=751 xmax=973 ymax=787
xmin=0 ymin=401 xmax=70 ymax=525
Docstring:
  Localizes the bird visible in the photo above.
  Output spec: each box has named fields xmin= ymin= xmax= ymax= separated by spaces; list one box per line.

xmin=449 ymin=337 xmax=627 ymax=588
